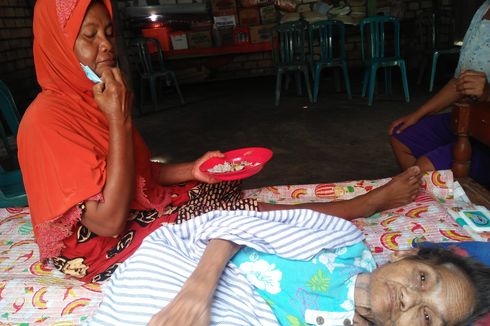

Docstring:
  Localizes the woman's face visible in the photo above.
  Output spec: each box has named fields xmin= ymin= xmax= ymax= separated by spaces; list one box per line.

xmin=368 ymin=258 xmax=476 ymax=326
xmin=74 ymin=1 xmax=116 ymax=76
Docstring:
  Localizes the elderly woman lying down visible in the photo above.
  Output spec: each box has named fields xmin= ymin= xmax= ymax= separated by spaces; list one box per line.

xmin=89 ymin=210 xmax=490 ymax=326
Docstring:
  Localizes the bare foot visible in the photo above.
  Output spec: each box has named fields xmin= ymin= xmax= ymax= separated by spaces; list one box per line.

xmin=366 ymin=166 xmax=422 ymax=213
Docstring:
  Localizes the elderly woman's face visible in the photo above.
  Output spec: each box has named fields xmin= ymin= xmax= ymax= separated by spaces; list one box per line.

xmin=74 ymin=1 xmax=116 ymax=76
xmin=368 ymin=258 xmax=476 ymax=325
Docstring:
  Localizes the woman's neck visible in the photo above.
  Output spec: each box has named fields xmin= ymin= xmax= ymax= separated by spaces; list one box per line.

xmin=354 ymin=273 xmax=375 ymax=322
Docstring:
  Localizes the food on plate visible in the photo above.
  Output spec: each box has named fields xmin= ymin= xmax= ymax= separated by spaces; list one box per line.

xmin=208 ymin=161 xmax=259 ymax=173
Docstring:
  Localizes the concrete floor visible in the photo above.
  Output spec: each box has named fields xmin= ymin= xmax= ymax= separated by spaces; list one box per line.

xmin=134 ymin=72 xmax=437 ymax=190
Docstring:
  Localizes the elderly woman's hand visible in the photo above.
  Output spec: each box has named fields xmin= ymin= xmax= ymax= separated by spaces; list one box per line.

xmin=147 ymin=275 xmax=211 ymax=326
xmin=93 ymin=67 xmax=133 ymax=124
xmin=456 ymin=70 xmax=490 ymax=101
xmin=191 ymin=151 xmax=225 ymax=184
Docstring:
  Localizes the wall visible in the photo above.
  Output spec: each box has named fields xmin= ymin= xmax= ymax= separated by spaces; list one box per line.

xmin=120 ymin=0 xmax=457 ymax=84
xmin=0 ymin=0 xmax=37 ymax=113
xmin=0 ymin=0 xmax=463 ymax=103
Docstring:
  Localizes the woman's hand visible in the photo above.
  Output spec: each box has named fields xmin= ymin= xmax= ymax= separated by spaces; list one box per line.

xmin=93 ymin=67 xmax=133 ymax=124
xmin=456 ymin=70 xmax=490 ymax=101
xmin=191 ymin=151 xmax=225 ymax=184
xmin=148 ymin=276 xmax=211 ymax=326
xmin=388 ymin=112 xmax=421 ymax=135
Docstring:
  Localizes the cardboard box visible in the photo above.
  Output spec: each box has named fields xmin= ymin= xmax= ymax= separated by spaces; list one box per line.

xmin=239 ymin=8 xmax=260 ymax=26
xmin=249 ymin=23 xmax=274 ymax=44
xmin=142 ymin=27 xmax=171 ymax=52
xmin=259 ymin=5 xmax=277 ymax=24
xmin=170 ymin=32 xmax=188 ymax=50
xmin=232 ymin=26 xmax=250 ymax=44
xmin=187 ymin=30 xmax=213 ymax=48
xmin=212 ymin=28 xmax=234 ymax=46
xmin=213 ymin=15 xmax=237 ymax=30
xmin=210 ymin=0 xmax=237 ymax=16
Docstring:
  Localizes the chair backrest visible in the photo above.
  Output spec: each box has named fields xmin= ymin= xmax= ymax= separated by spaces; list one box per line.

xmin=133 ymin=37 xmax=167 ymax=76
xmin=0 ymin=81 xmax=27 ymax=207
xmin=359 ymin=16 xmax=401 ymax=62
xmin=271 ymin=21 xmax=308 ymax=66
xmin=416 ymin=9 xmax=456 ymax=51
xmin=0 ymin=80 xmax=21 ymax=137
xmin=308 ymin=19 xmax=346 ymax=62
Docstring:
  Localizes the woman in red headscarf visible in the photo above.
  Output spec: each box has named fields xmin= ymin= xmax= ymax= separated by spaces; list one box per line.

xmin=18 ymin=0 xmax=260 ymax=283
xmin=18 ymin=0 xmax=421 ymax=286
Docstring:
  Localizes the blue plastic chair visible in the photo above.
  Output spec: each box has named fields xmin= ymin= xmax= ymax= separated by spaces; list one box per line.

xmin=359 ymin=16 xmax=410 ymax=106
xmin=133 ymin=37 xmax=185 ymax=114
xmin=308 ymin=19 xmax=351 ymax=102
xmin=0 ymin=80 xmax=27 ymax=207
xmin=271 ymin=21 xmax=313 ymax=106
xmin=415 ymin=9 xmax=460 ymax=92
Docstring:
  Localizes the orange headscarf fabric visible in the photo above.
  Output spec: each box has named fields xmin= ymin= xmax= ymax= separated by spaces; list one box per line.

xmin=18 ymin=0 xmax=169 ymax=250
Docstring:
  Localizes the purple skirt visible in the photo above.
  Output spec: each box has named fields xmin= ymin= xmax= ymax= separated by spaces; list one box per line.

xmin=393 ymin=112 xmax=490 ymax=184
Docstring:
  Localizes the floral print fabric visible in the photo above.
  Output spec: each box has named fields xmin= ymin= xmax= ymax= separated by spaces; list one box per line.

xmin=231 ymin=242 xmax=376 ymax=325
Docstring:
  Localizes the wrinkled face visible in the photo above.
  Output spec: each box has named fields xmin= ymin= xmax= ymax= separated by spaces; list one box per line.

xmin=369 ymin=258 xmax=476 ymax=326
xmin=74 ymin=1 xmax=116 ymax=76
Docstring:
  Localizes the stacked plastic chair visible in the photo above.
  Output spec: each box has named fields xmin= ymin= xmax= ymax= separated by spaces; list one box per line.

xmin=308 ymin=19 xmax=352 ymax=102
xmin=359 ymin=16 xmax=410 ymax=106
xmin=270 ymin=21 xmax=313 ymax=106
xmin=0 ymin=80 xmax=28 ymax=207
xmin=415 ymin=9 xmax=460 ymax=92
xmin=133 ymin=37 xmax=185 ymax=114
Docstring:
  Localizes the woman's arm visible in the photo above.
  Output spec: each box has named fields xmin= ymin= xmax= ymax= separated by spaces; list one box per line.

xmin=155 ymin=151 xmax=224 ymax=185
xmin=81 ymin=68 xmax=135 ymax=237
xmin=148 ymin=239 xmax=241 ymax=326
xmin=388 ymin=78 xmax=461 ymax=135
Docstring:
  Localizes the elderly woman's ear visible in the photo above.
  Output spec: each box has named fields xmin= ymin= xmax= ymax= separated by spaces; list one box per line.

xmin=388 ymin=248 xmax=420 ymax=263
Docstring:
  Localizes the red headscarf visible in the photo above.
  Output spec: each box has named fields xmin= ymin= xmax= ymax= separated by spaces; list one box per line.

xmin=18 ymin=0 xmax=169 ymax=250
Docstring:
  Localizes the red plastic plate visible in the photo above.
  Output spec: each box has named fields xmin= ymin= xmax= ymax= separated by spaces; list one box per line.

xmin=199 ymin=147 xmax=273 ymax=181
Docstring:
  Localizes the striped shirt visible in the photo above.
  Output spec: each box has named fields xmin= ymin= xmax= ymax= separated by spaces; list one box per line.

xmin=88 ymin=209 xmax=364 ymax=325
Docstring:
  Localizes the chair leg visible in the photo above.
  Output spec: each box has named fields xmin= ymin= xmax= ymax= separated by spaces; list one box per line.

xmin=170 ymin=72 xmax=185 ymax=105
xmin=399 ymin=61 xmax=410 ymax=103
xmin=416 ymin=56 xmax=428 ymax=86
xmin=429 ymin=51 xmax=440 ymax=92
xmin=384 ymin=67 xmax=392 ymax=95
xmin=368 ymin=64 xmax=378 ymax=106
xmin=303 ymin=67 xmax=313 ymax=103
xmin=295 ymin=71 xmax=302 ymax=96
xmin=275 ymin=70 xmax=283 ymax=106
xmin=333 ymin=68 xmax=341 ymax=93
xmin=149 ymin=78 xmax=158 ymax=111
xmin=341 ymin=62 xmax=352 ymax=99
xmin=139 ymin=78 xmax=145 ymax=115
xmin=313 ymin=64 xmax=322 ymax=103
xmin=362 ymin=66 xmax=370 ymax=97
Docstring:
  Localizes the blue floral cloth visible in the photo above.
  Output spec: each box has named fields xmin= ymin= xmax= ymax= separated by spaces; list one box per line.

xmin=455 ymin=0 xmax=490 ymax=79
xmin=231 ymin=242 xmax=376 ymax=325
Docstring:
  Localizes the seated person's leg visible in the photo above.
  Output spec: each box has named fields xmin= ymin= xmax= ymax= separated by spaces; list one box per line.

xmin=391 ymin=113 xmax=456 ymax=171
xmin=259 ymin=166 xmax=422 ymax=220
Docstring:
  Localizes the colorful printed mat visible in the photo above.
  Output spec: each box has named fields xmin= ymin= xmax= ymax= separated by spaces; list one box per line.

xmin=0 ymin=170 xmax=484 ymax=324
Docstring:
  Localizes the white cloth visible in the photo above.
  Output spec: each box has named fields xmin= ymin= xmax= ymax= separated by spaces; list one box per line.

xmin=88 ymin=209 xmax=364 ymax=326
